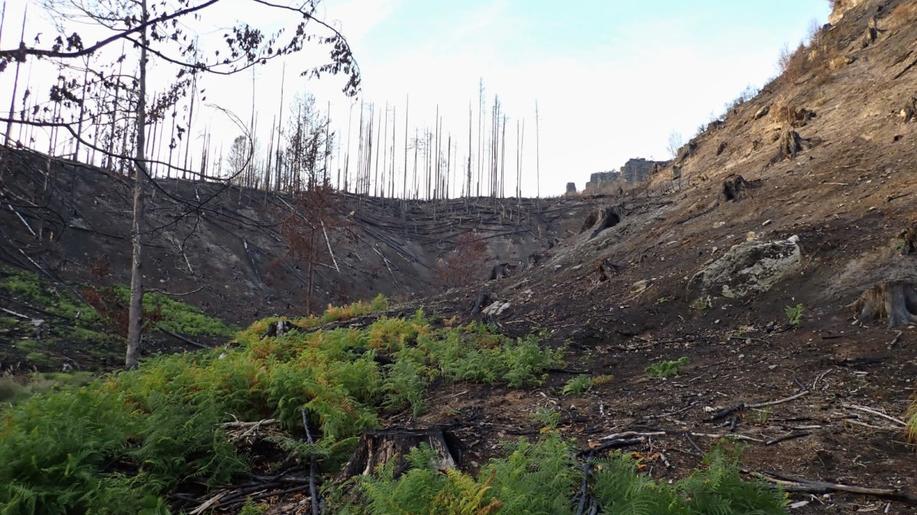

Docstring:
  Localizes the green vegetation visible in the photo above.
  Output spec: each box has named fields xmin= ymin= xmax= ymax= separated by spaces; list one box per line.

xmin=561 ymin=373 xmax=615 ymax=396
xmin=690 ymin=295 xmax=713 ymax=312
xmin=137 ymin=289 xmax=235 ymax=337
xmin=296 ymin=293 xmax=390 ymax=329
xmin=562 ymin=375 xmax=593 ymax=396
xmin=0 ymin=267 xmax=235 ymax=371
xmin=344 ymin=435 xmax=787 ymax=514
xmin=0 ymin=310 xmax=560 ymax=512
xmin=0 ymin=372 xmax=95 ymax=405
xmin=0 ymin=267 xmax=98 ymax=322
xmin=646 ymin=357 xmax=689 ymax=379
xmin=592 ymin=445 xmax=787 ymax=514
xmin=784 ymin=303 xmax=804 ymax=328
xmin=532 ymin=406 xmax=561 ymax=429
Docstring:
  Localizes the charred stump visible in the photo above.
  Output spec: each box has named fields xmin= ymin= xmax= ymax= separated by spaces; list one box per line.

xmin=775 ymin=130 xmax=805 ymax=162
xmin=854 ymin=282 xmax=917 ymax=328
xmin=899 ymin=224 xmax=917 ymax=255
xmin=722 ymin=174 xmax=756 ymax=202
xmin=265 ymin=319 xmax=295 ymax=337
xmin=339 ymin=427 xmax=463 ymax=479
xmin=581 ymin=206 xmax=622 ymax=240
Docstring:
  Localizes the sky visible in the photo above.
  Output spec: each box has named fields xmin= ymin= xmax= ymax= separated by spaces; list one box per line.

xmin=1 ymin=0 xmax=831 ymax=197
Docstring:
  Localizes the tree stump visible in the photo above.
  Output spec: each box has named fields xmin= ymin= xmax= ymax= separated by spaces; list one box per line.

xmin=775 ymin=130 xmax=805 ymax=161
xmin=582 ymin=207 xmax=622 ymax=240
xmin=854 ymin=282 xmax=917 ymax=328
xmin=722 ymin=175 xmax=756 ymax=201
xmin=265 ymin=320 xmax=295 ymax=337
xmin=339 ymin=427 xmax=463 ymax=479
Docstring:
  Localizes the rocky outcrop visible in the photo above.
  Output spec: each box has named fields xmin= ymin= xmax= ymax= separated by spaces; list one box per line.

xmin=689 ymin=237 xmax=802 ymax=299
xmin=829 ymin=0 xmax=868 ymax=25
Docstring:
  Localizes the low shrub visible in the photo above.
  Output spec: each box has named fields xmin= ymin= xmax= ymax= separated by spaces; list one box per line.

xmin=646 ymin=357 xmax=689 ymax=379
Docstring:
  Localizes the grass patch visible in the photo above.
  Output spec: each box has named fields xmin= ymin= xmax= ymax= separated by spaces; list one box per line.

xmin=0 ymin=310 xmax=558 ymax=512
xmin=646 ymin=357 xmax=689 ymax=379
xmin=346 ymin=435 xmax=786 ymax=514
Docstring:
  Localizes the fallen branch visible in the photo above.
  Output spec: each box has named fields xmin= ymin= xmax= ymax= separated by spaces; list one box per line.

xmin=0 ymin=307 xmax=29 ymax=319
xmin=157 ymin=328 xmax=210 ymax=350
xmin=301 ymin=409 xmax=320 ymax=515
xmin=843 ymin=404 xmax=906 ymax=427
xmin=756 ymin=471 xmax=917 ymax=505
xmin=706 ymin=391 xmax=811 ymax=422
xmin=598 ymin=430 xmax=764 ymax=445
xmin=321 ymin=219 xmax=340 ymax=273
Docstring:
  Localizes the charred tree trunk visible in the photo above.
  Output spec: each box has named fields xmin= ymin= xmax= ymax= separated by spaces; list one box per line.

xmin=855 ymin=282 xmax=917 ymax=328
xmin=339 ymin=427 xmax=463 ymax=479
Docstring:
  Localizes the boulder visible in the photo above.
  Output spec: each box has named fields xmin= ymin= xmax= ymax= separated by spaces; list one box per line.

xmin=689 ymin=237 xmax=802 ymax=299
xmin=482 ymin=300 xmax=511 ymax=317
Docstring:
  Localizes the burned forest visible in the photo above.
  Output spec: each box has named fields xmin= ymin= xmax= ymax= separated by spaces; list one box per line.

xmin=0 ymin=0 xmax=916 ymax=513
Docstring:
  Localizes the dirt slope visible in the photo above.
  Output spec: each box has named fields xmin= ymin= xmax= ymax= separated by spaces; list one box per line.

xmin=405 ymin=1 xmax=917 ymax=512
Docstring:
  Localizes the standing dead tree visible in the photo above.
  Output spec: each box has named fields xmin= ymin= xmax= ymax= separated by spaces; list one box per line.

xmin=0 ymin=0 xmax=360 ymax=368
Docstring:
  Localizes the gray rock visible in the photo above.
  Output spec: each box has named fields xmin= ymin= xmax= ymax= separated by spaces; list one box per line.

xmin=689 ymin=237 xmax=802 ymax=298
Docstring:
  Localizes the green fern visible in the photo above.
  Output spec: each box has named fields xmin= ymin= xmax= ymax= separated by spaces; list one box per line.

xmin=784 ymin=304 xmax=804 ymax=328
xmin=646 ymin=357 xmax=689 ymax=379
xmin=562 ymin=375 xmax=593 ymax=396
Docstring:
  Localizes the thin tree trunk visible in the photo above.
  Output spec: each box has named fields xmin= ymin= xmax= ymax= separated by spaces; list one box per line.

xmin=403 ymin=95 xmax=409 ymax=201
xmin=535 ymin=100 xmax=541 ymax=198
xmin=3 ymin=5 xmax=27 ymax=148
xmin=126 ymin=0 xmax=150 ymax=369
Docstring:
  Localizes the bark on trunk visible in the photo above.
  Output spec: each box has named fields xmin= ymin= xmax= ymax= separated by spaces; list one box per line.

xmin=125 ymin=0 xmax=149 ymax=369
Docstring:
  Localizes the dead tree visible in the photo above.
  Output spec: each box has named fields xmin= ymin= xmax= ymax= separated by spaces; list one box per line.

xmin=1 ymin=0 xmax=360 ymax=368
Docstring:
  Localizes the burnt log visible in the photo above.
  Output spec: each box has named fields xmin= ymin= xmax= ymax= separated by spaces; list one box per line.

xmin=339 ymin=427 xmax=463 ymax=479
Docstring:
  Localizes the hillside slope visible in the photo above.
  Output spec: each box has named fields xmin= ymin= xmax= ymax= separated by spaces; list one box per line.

xmin=0 ymin=147 xmax=596 ymax=327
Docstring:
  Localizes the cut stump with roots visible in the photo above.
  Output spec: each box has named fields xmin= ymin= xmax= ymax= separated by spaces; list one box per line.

xmin=854 ymin=282 xmax=917 ymax=328
xmin=339 ymin=427 xmax=463 ymax=479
